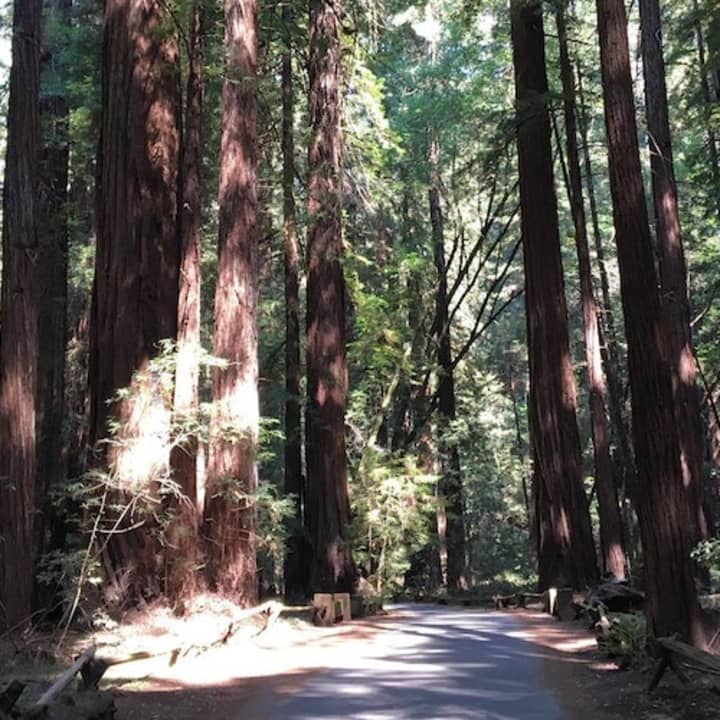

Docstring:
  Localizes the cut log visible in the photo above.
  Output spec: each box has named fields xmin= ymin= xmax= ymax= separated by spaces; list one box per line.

xmin=555 ymin=588 xmax=575 ymax=621
xmin=334 ymin=593 xmax=351 ymax=622
xmin=312 ymin=593 xmax=351 ymax=625
xmin=544 ymin=588 xmax=558 ymax=615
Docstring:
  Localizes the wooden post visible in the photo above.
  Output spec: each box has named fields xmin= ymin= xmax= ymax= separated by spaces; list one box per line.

xmin=544 ymin=587 xmax=558 ymax=615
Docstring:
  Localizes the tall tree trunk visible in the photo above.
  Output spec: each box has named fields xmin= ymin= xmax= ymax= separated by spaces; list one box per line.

xmin=576 ymin=65 xmax=635 ymax=494
xmin=0 ymin=0 xmax=42 ymax=631
xmin=511 ymin=0 xmax=598 ymax=591
xmin=640 ymin=0 xmax=709 ymax=553
xmin=203 ymin=0 xmax=259 ymax=604
xmin=556 ymin=3 xmax=626 ymax=580
xmin=35 ymin=0 xmax=71 ymax=584
xmin=693 ymin=0 xmax=720 ymax=216
xmin=167 ymin=1 xmax=204 ymax=604
xmin=91 ymin=0 xmax=181 ymax=601
xmin=305 ymin=0 xmax=356 ymax=594
xmin=596 ymin=0 xmax=703 ymax=645
xmin=281 ymin=0 xmax=306 ymax=602
xmin=576 ymin=63 xmax=639 ymax=563
xmin=428 ymin=134 xmax=467 ymax=592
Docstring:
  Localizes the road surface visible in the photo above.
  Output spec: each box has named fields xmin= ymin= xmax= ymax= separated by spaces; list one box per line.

xmin=253 ymin=604 xmax=567 ymax=720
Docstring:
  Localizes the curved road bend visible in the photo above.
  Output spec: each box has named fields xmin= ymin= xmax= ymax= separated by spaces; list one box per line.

xmin=252 ymin=604 xmax=567 ymax=720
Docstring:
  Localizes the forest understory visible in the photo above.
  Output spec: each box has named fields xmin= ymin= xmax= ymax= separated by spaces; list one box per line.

xmin=2 ymin=598 xmax=719 ymax=719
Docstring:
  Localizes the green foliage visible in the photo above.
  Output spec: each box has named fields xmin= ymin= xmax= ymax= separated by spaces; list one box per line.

xmin=255 ymin=482 xmax=295 ymax=593
xmin=8 ymin=0 xmax=720 ymax=615
xmin=596 ymin=612 xmax=648 ymax=669
xmin=692 ymin=538 xmax=720 ymax=591
xmin=351 ymin=445 xmax=437 ymax=596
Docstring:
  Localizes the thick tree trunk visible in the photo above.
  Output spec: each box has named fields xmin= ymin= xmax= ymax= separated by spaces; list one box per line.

xmin=203 ymin=0 xmax=259 ymax=604
xmin=167 ymin=1 xmax=204 ymax=604
xmin=596 ymin=0 xmax=703 ymax=645
xmin=511 ymin=0 xmax=598 ymax=591
xmin=0 ymin=0 xmax=42 ymax=631
xmin=35 ymin=0 xmax=71 ymax=585
xmin=556 ymin=4 xmax=626 ymax=580
xmin=281 ymin=1 xmax=307 ymax=602
xmin=305 ymin=0 xmax=356 ymax=594
xmin=428 ymin=134 xmax=467 ymax=592
xmin=640 ymin=0 xmax=709 ymax=551
xmin=91 ymin=0 xmax=181 ymax=601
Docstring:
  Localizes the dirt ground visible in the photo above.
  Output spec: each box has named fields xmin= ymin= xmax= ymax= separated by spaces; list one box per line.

xmin=511 ymin=610 xmax=720 ymax=720
xmin=113 ymin=604 xmax=720 ymax=719
xmin=3 ymin=600 xmax=720 ymax=719
xmin=113 ymin=607 xmax=402 ymax=720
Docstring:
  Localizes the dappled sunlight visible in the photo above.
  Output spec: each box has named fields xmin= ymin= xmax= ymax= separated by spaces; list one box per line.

xmin=92 ymin=602 xmax=621 ymax=719
xmin=111 ymin=373 xmax=173 ymax=490
xmin=261 ymin=606 xmax=572 ymax=718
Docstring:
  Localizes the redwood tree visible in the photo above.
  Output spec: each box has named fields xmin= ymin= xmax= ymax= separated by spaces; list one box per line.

xmin=281 ymin=0 xmax=307 ymax=601
xmin=640 ymin=0 xmax=709 ymax=550
xmin=510 ymin=0 xmax=598 ymax=590
xmin=91 ymin=0 xmax=181 ymax=599
xmin=203 ymin=0 xmax=259 ymax=604
xmin=0 ymin=0 xmax=42 ymax=630
xmin=36 ymin=0 xmax=72 ymax=575
xmin=556 ymin=2 xmax=626 ymax=580
xmin=167 ymin=1 xmax=204 ymax=603
xmin=596 ymin=0 xmax=703 ymax=644
xmin=305 ymin=0 xmax=356 ymax=593
xmin=428 ymin=133 xmax=467 ymax=592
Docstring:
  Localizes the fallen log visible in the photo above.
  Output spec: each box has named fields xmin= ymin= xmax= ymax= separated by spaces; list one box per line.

xmin=99 ymin=599 xmax=284 ymax=669
xmin=586 ymin=581 xmax=644 ymax=613
xmin=35 ymin=646 xmax=96 ymax=707
xmin=649 ymin=636 xmax=720 ymax=691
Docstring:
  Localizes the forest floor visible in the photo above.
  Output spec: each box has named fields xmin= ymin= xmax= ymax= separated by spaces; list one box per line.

xmin=2 ymin=599 xmax=719 ymax=719
xmin=514 ymin=610 xmax=719 ymax=720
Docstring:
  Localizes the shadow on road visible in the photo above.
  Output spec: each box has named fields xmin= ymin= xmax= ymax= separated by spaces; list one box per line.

xmin=115 ymin=605 xmax=593 ymax=719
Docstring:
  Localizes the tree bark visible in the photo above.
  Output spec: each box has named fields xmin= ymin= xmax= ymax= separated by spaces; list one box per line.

xmin=91 ymin=0 xmax=181 ymax=600
xmin=203 ymin=0 xmax=259 ymax=604
xmin=511 ymin=0 xmax=598 ymax=591
xmin=556 ymin=3 xmax=626 ymax=580
xmin=596 ymin=0 xmax=703 ymax=645
xmin=0 ymin=0 xmax=42 ymax=630
xmin=576 ymin=62 xmax=639 ymax=562
xmin=428 ymin=133 xmax=467 ymax=592
xmin=281 ymin=1 xmax=307 ymax=602
xmin=693 ymin=0 xmax=720 ymax=216
xmin=305 ymin=0 xmax=356 ymax=594
xmin=167 ymin=1 xmax=204 ymax=604
xmin=35 ymin=0 xmax=72 ymax=585
xmin=640 ymin=0 xmax=709 ymax=551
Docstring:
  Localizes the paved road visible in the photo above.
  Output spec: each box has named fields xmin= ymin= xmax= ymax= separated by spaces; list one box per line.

xmin=260 ymin=604 xmax=566 ymax=720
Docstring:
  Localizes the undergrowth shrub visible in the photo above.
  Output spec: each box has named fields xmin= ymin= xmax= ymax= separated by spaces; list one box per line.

xmin=596 ymin=611 xmax=648 ymax=669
